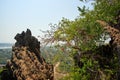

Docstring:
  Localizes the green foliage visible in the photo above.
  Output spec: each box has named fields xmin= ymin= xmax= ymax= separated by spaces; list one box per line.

xmin=62 ymin=58 xmax=99 ymax=80
xmin=52 ymin=47 xmax=74 ymax=72
xmin=0 ymin=68 xmax=4 ymax=73
xmin=0 ymin=67 xmax=6 ymax=80
xmin=42 ymin=0 xmax=120 ymax=80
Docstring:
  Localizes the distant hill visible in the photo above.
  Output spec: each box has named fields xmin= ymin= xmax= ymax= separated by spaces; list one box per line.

xmin=0 ymin=45 xmax=56 ymax=64
xmin=0 ymin=43 xmax=13 ymax=64
xmin=0 ymin=48 xmax=12 ymax=64
xmin=0 ymin=43 xmax=13 ymax=49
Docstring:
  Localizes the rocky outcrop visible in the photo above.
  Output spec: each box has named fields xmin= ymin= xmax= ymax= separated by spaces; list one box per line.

xmin=97 ymin=20 xmax=120 ymax=80
xmin=4 ymin=29 xmax=54 ymax=80
xmin=97 ymin=20 xmax=120 ymax=45
xmin=14 ymin=29 xmax=41 ymax=62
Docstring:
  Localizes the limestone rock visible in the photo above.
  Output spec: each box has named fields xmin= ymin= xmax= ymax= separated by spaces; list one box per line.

xmin=4 ymin=29 xmax=54 ymax=80
xmin=97 ymin=20 xmax=120 ymax=80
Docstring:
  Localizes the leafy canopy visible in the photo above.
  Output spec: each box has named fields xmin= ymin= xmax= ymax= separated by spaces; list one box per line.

xmin=41 ymin=0 xmax=120 ymax=79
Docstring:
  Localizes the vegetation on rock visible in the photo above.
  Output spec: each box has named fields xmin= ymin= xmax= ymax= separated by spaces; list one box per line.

xmin=41 ymin=0 xmax=120 ymax=80
xmin=0 ymin=0 xmax=120 ymax=80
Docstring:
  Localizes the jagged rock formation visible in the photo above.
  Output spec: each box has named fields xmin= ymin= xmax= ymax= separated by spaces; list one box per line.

xmin=14 ymin=29 xmax=41 ymax=62
xmin=4 ymin=29 xmax=54 ymax=80
xmin=97 ymin=20 xmax=120 ymax=80
xmin=97 ymin=19 xmax=120 ymax=65
xmin=97 ymin=20 xmax=120 ymax=45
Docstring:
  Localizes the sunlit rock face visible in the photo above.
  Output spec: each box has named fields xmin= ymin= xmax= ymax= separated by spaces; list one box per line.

xmin=5 ymin=29 xmax=54 ymax=80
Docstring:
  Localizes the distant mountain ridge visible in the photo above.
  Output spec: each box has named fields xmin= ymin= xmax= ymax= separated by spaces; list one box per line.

xmin=0 ymin=43 xmax=13 ymax=49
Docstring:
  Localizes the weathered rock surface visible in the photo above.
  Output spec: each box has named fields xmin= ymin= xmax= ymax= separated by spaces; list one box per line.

xmin=4 ymin=29 xmax=54 ymax=80
xmin=97 ymin=20 xmax=120 ymax=80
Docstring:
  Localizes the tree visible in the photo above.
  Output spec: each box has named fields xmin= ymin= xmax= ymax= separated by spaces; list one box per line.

xmin=41 ymin=0 xmax=120 ymax=79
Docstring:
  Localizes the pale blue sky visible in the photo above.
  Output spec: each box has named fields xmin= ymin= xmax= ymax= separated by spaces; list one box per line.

xmin=0 ymin=0 xmax=93 ymax=43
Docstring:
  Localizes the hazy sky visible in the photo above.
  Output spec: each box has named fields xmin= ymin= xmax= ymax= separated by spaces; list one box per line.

xmin=0 ymin=0 xmax=92 ymax=43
